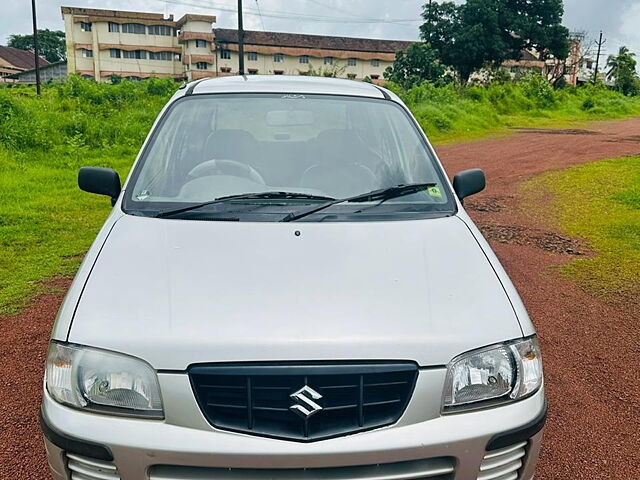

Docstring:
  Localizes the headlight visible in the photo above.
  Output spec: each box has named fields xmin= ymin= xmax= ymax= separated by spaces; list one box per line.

xmin=442 ymin=337 xmax=543 ymax=412
xmin=46 ymin=342 xmax=163 ymax=419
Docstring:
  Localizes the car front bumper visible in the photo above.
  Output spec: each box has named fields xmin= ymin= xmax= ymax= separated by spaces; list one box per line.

xmin=41 ymin=370 xmax=546 ymax=480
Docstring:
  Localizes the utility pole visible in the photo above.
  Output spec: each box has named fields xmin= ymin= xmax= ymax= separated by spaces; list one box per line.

xmin=593 ymin=30 xmax=605 ymax=84
xmin=237 ymin=0 xmax=245 ymax=75
xmin=31 ymin=0 xmax=41 ymax=95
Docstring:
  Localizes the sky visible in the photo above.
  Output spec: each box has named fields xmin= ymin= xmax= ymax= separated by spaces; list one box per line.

xmin=1 ymin=0 xmax=639 ymax=60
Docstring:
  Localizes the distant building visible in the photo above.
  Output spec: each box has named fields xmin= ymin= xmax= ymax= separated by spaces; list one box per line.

xmin=501 ymin=36 xmax=583 ymax=86
xmin=0 ymin=45 xmax=50 ymax=82
xmin=7 ymin=61 xmax=67 ymax=84
xmin=214 ymin=29 xmax=412 ymax=81
xmin=61 ymin=7 xmax=215 ymax=82
xmin=60 ymin=7 xmax=412 ymax=83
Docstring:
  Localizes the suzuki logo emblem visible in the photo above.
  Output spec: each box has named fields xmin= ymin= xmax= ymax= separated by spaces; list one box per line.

xmin=289 ymin=385 xmax=323 ymax=418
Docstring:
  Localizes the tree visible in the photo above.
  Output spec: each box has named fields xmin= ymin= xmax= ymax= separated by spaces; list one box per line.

xmin=8 ymin=29 xmax=66 ymax=63
xmin=606 ymin=46 xmax=638 ymax=96
xmin=383 ymin=43 xmax=445 ymax=89
xmin=420 ymin=0 xmax=570 ymax=83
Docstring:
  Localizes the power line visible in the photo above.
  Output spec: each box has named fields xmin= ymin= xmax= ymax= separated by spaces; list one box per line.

xmin=254 ymin=0 xmax=266 ymax=31
xmin=306 ymin=0 xmax=416 ymax=24
xmin=159 ymin=0 xmax=420 ymax=26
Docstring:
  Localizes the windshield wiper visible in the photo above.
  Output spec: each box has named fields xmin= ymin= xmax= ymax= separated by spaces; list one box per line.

xmin=155 ymin=192 xmax=336 ymax=218
xmin=280 ymin=183 xmax=438 ymax=223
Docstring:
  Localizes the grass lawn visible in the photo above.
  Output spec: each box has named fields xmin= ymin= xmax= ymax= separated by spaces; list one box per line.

xmin=523 ymin=155 xmax=640 ymax=297
xmin=0 ymin=147 xmax=135 ymax=313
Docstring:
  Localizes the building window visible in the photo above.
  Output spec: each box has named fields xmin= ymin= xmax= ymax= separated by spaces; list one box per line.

xmin=273 ymin=53 xmax=284 ymax=63
xmin=123 ymin=50 xmax=147 ymax=59
xmin=247 ymin=51 xmax=258 ymax=61
xmin=81 ymin=49 xmax=93 ymax=58
xmin=347 ymin=73 xmax=356 ymax=79
xmin=108 ymin=22 xmax=120 ymax=33
xmin=248 ymin=68 xmax=258 ymax=74
xmin=195 ymin=39 xmax=208 ymax=48
xmin=370 ymin=74 xmax=380 ymax=80
xmin=148 ymin=25 xmax=173 ymax=36
xmin=347 ymin=58 xmax=357 ymax=66
xmin=299 ymin=55 xmax=309 ymax=64
xmin=371 ymin=59 xmax=380 ymax=67
xmin=80 ymin=22 xmax=92 ymax=32
xmin=109 ymin=49 xmax=121 ymax=58
xmin=324 ymin=56 xmax=333 ymax=65
xmin=174 ymin=53 xmax=182 ymax=62
xmin=149 ymin=51 xmax=173 ymax=61
xmin=274 ymin=70 xmax=284 ymax=75
xmin=220 ymin=66 xmax=232 ymax=73
xmin=196 ymin=61 xmax=209 ymax=70
xmin=122 ymin=23 xmax=146 ymax=34
xmin=220 ymin=49 xmax=231 ymax=60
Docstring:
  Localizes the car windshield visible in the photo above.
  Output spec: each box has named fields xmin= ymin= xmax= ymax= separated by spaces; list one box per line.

xmin=124 ymin=93 xmax=455 ymax=221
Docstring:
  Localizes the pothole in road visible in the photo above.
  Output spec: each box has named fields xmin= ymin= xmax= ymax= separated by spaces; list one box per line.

xmin=510 ymin=127 xmax=602 ymax=136
xmin=479 ymin=224 xmax=586 ymax=255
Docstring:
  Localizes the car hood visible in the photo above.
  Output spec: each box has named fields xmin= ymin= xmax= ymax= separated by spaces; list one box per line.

xmin=69 ymin=214 xmax=523 ymax=369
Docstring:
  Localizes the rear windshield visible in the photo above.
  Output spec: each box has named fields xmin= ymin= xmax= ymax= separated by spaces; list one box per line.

xmin=123 ymin=94 xmax=455 ymax=221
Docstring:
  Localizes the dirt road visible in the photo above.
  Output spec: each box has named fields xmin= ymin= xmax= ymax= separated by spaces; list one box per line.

xmin=2 ymin=118 xmax=640 ymax=479
xmin=437 ymin=118 xmax=640 ymax=479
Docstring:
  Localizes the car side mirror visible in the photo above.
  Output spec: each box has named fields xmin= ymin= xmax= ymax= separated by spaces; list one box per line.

xmin=452 ymin=168 xmax=486 ymax=203
xmin=78 ymin=167 xmax=121 ymax=206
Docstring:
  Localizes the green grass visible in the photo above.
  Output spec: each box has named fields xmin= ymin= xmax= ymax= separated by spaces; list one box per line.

xmin=389 ymin=76 xmax=640 ymax=143
xmin=1 ymin=75 xmax=640 ymax=314
xmin=523 ymin=156 xmax=640 ymax=297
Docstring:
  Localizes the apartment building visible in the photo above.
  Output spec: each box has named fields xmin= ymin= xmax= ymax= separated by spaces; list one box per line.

xmin=214 ymin=29 xmax=412 ymax=80
xmin=62 ymin=7 xmax=412 ymax=83
xmin=62 ymin=7 xmax=216 ymax=82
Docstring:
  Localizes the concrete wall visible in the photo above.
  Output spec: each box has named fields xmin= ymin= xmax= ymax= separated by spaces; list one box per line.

xmin=12 ymin=62 xmax=68 ymax=84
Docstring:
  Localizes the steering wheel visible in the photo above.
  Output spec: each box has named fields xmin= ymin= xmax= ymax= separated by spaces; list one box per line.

xmin=188 ymin=159 xmax=266 ymax=185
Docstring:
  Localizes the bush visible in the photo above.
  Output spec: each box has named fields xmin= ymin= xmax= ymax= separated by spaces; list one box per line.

xmin=0 ymin=75 xmax=178 ymax=154
xmin=394 ymin=74 xmax=640 ymax=141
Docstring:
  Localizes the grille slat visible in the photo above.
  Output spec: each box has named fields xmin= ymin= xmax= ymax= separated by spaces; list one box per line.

xmin=150 ymin=457 xmax=455 ymax=480
xmin=66 ymin=454 xmax=120 ymax=480
xmin=189 ymin=362 xmax=418 ymax=441
xmin=477 ymin=442 xmax=527 ymax=480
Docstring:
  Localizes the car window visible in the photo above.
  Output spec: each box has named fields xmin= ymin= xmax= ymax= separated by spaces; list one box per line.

xmin=125 ymin=94 xmax=454 ymax=219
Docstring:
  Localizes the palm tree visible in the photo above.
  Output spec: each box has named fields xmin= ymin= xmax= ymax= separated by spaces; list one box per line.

xmin=606 ymin=46 xmax=635 ymax=80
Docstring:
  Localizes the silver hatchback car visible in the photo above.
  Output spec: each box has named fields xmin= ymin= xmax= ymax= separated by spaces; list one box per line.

xmin=42 ymin=76 xmax=546 ymax=480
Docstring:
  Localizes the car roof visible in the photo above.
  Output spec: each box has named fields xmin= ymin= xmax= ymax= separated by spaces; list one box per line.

xmin=189 ymin=75 xmax=387 ymax=99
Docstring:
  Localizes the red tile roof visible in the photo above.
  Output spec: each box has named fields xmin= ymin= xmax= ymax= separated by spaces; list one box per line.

xmin=0 ymin=46 xmax=50 ymax=70
xmin=214 ymin=29 xmax=413 ymax=54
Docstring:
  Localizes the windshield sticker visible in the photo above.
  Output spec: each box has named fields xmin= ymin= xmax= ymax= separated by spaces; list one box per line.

xmin=427 ymin=186 xmax=442 ymax=198
xmin=136 ymin=190 xmax=151 ymax=200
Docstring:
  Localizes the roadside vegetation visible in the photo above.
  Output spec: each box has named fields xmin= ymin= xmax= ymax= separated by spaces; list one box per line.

xmin=390 ymin=75 xmax=640 ymax=143
xmin=523 ymin=156 xmax=640 ymax=298
xmin=1 ymin=75 xmax=640 ymax=313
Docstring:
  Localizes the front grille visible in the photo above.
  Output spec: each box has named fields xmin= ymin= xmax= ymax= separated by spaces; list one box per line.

xmin=189 ymin=362 xmax=418 ymax=441
xmin=150 ymin=457 xmax=455 ymax=480
xmin=477 ymin=441 xmax=527 ymax=480
xmin=65 ymin=453 xmax=121 ymax=480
